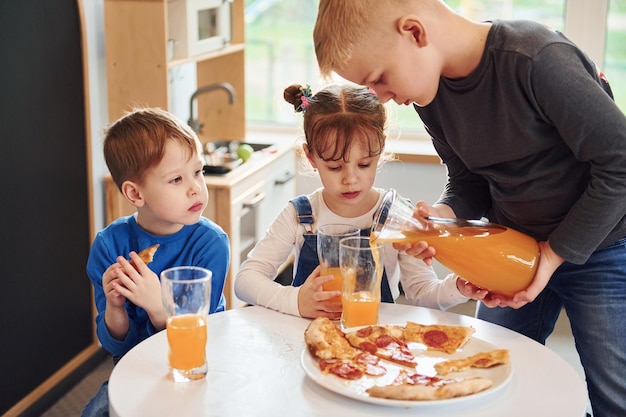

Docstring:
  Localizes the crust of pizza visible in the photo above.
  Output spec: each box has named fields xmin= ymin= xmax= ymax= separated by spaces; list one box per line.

xmin=435 ymin=349 xmax=510 ymax=375
xmin=404 ymin=322 xmax=475 ymax=354
xmin=131 ymin=244 xmax=160 ymax=270
xmin=304 ymin=317 xmax=358 ymax=360
xmin=366 ymin=376 xmax=493 ymax=401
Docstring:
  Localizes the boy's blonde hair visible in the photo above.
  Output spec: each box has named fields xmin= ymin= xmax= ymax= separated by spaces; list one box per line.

xmin=314 ymin=0 xmax=431 ymax=77
xmin=104 ymin=107 xmax=200 ymax=191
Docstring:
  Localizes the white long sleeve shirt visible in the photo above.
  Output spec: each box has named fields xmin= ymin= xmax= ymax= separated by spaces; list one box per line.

xmin=234 ymin=188 xmax=468 ymax=317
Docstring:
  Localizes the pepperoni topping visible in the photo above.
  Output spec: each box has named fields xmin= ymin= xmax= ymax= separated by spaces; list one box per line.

xmin=319 ymin=359 xmax=364 ymax=380
xmin=355 ymin=352 xmax=379 ymax=365
xmin=364 ymin=363 xmax=387 ymax=376
xmin=330 ymin=361 xmax=363 ymax=380
xmin=474 ymin=358 xmax=492 ymax=367
xmin=423 ymin=330 xmax=449 ymax=347
xmin=356 ymin=326 xmax=374 ymax=338
xmin=358 ymin=341 xmax=378 ymax=355
xmin=391 ymin=348 xmax=417 ymax=367
xmin=375 ymin=334 xmax=395 ymax=348
xmin=393 ymin=369 xmax=449 ymax=387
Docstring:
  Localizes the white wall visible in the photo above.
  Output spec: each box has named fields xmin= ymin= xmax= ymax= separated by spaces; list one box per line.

xmin=82 ymin=0 xmax=109 ymax=233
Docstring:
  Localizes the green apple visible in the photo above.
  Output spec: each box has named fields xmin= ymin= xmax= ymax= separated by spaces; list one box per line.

xmin=237 ymin=144 xmax=254 ymax=162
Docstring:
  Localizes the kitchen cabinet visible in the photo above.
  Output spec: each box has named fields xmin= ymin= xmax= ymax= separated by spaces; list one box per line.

xmin=104 ymin=0 xmax=245 ymax=141
xmin=104 ymin=141 xmax=297 ymax=309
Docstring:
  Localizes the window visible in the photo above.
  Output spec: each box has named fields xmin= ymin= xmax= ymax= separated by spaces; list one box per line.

xmin=606 ymin=0 xmax=626 ymax=110
xmin=244 ymin=0 xmax=625 ymax=135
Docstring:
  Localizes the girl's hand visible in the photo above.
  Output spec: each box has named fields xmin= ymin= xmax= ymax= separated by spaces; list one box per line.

xmin=393 ymin=201 xmax=453 ymax=265
xmin=456 ymin=277 xmax=491 ymax=303
xmin=297 ymin=266 xmax=343 ymax=319
xmin=111 ymin=253 xmax=167 ymax=330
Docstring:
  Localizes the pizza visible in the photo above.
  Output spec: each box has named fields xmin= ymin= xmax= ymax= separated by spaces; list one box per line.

xmin=344 ymin=325 xmax=417 ymax=367
xmin=131 ymin=244 xmax=160 ymax=270
xmin=304 ymin=315 xmax=359 ymax=360
xmin=434 ymin=349 xmax=510 ymax=375
xmin=303 ymin=317 xmax=508 ymax=402
xmin=404 ymin=321 xmax=475 ymax=354
xmin=366 ymin=369 xmax=493 ymax=401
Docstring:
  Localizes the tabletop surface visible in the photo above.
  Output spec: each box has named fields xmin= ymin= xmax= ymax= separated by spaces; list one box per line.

xmin=108 ymin=304 xmax=587 ymax=417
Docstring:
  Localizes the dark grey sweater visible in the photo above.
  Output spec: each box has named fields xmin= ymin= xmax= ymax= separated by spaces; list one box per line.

xmin=416 ymin=20 xmax=626 ymax=264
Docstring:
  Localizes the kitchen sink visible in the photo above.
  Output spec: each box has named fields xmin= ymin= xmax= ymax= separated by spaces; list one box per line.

xmin=203 ymin=141 xmax=274 ymax=175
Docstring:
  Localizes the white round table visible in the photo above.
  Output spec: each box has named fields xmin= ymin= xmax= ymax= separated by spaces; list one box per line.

xmin=108 ymin=304 xmax=587 ymax=417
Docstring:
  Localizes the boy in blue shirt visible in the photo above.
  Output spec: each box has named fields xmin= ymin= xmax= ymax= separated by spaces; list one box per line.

xmin=83 ymin=107 xmax=229 ymax=416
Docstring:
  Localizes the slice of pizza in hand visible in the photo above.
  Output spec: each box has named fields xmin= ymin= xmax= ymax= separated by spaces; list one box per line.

xmin=344 ymin=325 xmax=418 ymax=368
xmin=404 ymin=322 xmax=475 ymax=354
xmin=130 ymin=244 xmax=160 ymax=270
xmin=366 ymin=369 xmax=493 ymax=401
xmin=434 ymin=349 xmax=510 ymax=375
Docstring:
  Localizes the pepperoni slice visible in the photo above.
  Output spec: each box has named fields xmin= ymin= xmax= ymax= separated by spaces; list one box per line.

xmin=358 ymin=341 xmax=378 ymax=355
xmin=355 ymin=352 xmax=379 ymax=365
xmin=364 ymin=363 xmax=387 ymax=376
xmin=328 ymin=361 xmax=363 ymax=380
xmin=393 ymin=370 xmax=448 ymax=387
xmin=423 ymin=329 xmax=449 ymax=347
xmin=375 ymin=334 xmax=395 ymax=348
xmin=390 ymin=348 xmax=417 ymax=367
xmin=356 ymin=326 xmax=374 ymax=337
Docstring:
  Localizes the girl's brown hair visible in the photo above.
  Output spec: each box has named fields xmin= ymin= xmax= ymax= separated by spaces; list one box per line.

xmin=283 ymin=84 xmax=387 ymax=164
xmin=103 ymin=107 xmax=200 ymax=190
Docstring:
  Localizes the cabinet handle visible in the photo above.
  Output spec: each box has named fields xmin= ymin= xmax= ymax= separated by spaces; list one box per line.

xmin=275 ymin=172 xmax=295 ymax=185
xmin=243 ymin=192 xmax=266 ymax=209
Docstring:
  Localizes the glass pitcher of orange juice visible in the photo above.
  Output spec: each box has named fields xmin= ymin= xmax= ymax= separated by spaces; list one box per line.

xmin=371 ymin=189 xmax=539 ymax=296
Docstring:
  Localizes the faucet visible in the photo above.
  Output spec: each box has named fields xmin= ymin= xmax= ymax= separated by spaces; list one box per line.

xmin=188 ymin=82 xmax=236 ymax=133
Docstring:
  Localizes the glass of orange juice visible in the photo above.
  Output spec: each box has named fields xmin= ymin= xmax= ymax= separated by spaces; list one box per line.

xmin=161 ymin=266 xmax=212 ymax=382
xmin=339 ymin=236 xmax=384 ymax=329
xmin=317 ymin=224 xmax=360 ymax=302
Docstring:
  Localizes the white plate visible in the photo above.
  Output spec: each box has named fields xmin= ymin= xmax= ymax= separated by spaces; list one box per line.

xmin=300 ymin=330 xmax=513 ymax=408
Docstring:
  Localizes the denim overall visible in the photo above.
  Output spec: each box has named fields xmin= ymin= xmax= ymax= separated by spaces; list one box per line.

xmin=289 ymin=195 xmax=394 ymax=303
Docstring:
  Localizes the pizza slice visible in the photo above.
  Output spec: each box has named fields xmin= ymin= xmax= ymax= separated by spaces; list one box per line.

xmin=434 ymin=349 xmax=510 ymax=375
xmin=344 ymin=325 xmax=418 ymax=368
xmin=366 ymin=369 xmax=493 ymax=401
xmin=304 ymin=317 xmax=359 ymax=361
xmin=404 ymin=322 xmax=475 ymax=354
xmin=131 ymin=244 xmax=160 ymax=270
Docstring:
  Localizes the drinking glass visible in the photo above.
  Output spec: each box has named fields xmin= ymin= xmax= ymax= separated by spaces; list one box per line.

xmin=161 ymin=266 xmax=212 ymax=382
xmin=317 ymin=224 xmax=360 ymax=302
xmin=339 ymin=236 xmax=384 ymax=329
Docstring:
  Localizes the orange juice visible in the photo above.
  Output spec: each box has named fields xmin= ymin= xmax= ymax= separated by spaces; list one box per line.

xmin=321 ymin=266 xmax=342 ymax=302
xmin=373 ymin=226 xmax=538 ymax=296
xmin=341 ymin=291 xmax=380 ymax=328
xmin=166 ymin=314 xmax=207 ymax=371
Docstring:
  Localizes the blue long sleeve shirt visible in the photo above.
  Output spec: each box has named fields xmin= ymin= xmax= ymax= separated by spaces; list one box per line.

xmin=87 ymin=215 xmax=230 ymax=358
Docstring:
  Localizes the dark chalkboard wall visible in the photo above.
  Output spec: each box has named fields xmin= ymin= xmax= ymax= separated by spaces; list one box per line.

xmin=0 ymin=1 xmax=95 ymax=414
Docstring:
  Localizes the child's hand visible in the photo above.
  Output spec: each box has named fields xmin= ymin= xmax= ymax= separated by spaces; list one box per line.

xmin=456 ymin=277 xmax=490 ymax=302
xmin=112 ymin=253 xmax=167 ymax=330
xmin=393 ymin=201 xmax=454 ymax=266
xmin=297 ymin=266 xmax=342 ymax=319
xmin=102 ymin=263 xmax=127 ymax=308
